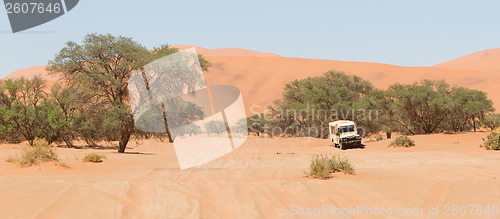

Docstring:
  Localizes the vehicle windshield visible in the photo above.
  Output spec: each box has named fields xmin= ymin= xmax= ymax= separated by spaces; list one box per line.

xmin=339 ymin=125 xmax=355 ymax=134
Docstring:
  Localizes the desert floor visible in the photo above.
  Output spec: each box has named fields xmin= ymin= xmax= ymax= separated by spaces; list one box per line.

xmin=0 ymin=132 xmax=499 ymax=218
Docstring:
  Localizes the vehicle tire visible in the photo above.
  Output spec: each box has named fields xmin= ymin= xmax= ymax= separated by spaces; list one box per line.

xmin=340 ymin=142 xmax=345 ymax=150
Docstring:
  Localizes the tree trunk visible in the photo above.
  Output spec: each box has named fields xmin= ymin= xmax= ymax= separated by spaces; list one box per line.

xmin=161 ymin=103 xmax=174 ymax=143
xmin=64 ymin=138 xmax=74 ymax=148
xmin=118 ymin=114 xmax=135 ymax=153
xmin=118 ymin=127 xmax=132 ymax=153
xmin=386 ymin=131 xmax=392 ymax=139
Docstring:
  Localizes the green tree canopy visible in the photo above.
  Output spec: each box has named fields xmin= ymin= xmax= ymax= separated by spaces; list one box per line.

xmin=0 ymin=76 xmax=69 ymax=145
xmin=47 ymin=33 xmax=211 ymax=152
xmin=446 ymin=87 xmax=494 ymax=132
xmin=355 ymin=89 xmax=399 ymax=138
xmin=387 ymin=80 xmax=452 ymax=134
xmin=482 ymin=113 xmax=500 ymax=131
xmin=387 ymin=80 xmax=494 ymax=134
xmin=205 ymin=120 xmax=226 ymax=135
xmin=270 ymin=71 xmax=374 ymax=138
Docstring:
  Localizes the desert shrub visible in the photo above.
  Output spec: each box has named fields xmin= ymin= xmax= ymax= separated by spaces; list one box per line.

xmin=230 ymin=118 xmax=248 ymax=135
xmin=6 ymin=138 xmax=59 ymax=167
xmin=82 ymin=153 xmax=106 ymax=163
xmin=205 ymin=120 xmax=227 ymax=135
xmin=367 ymin=135 xmax=383 ymax=142
xmin=305 ymin=153 xmax=355 ymax=179
xmin=329 ymin=155 xmax=355 ymax=175
xmin=246 ymin=113 xmax=269 ymax=136
xmin=481 ymin=132 xmax=500 ymax=150
xmin=482 ymin=114 xmax=500 ymax=131
xmin=5 ymin=156 xmax=17 ymax=163
xmin=389 ymin=135 xmax=415 ymax=147
xmin=304 ymin=154 xmax=330 ymax=179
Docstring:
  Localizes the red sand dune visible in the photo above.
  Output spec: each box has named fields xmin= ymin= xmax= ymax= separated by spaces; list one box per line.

xmin=434 ymin=48 xmax=500 ymax=72
xmin=172 ymin=45 xmax=280 ymax=58
xmin=3 ymin=46 xmax=500 ymax=115
xmin=3 ymin=66 xmax=58 ymax=81
xmin=202 ymin=56 xmax=500 ymax=115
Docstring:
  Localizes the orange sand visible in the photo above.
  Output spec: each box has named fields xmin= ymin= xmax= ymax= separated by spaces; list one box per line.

xmin=0 ymin=132 xmax=499 ymax=218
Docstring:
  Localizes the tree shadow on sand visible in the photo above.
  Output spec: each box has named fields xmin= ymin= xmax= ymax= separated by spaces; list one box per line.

xmin=118 ymin=151 xmax=157 ymax=155
xmin=56 ymin=143 xmax=158 ymax=155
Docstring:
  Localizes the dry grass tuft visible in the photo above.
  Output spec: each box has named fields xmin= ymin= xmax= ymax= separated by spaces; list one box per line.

xmin=305 ymin=153 xmax=355 ymax=179
xmin=82 ymin=153 xmax=106 ymax=163
xmin=6 ymin=138 xmax=59 ymax=167
xmin=388 ymin=135 xmax=415 ymax=147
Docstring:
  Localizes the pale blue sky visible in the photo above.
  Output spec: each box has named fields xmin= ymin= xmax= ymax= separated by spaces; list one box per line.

xmin=1 ymin=0 xmax=499 ymax=78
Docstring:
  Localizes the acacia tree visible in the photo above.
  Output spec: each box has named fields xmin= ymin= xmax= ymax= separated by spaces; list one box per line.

xmin=388 ymin=80 xmax=454 ymax=134
xmin=270 ymin=71 xmax=374 ymax=138
xmin=47 ymin=84 xmax=81 ymax=146
xmin=0 ymin=76 xmax=47 ymax=145
xmin=48 ymin=33 xmax=211 ymax=152
xmin=246 ymin=113 xmax=269 ymax=136
xmin=482 ymin=114 xmax=500 ymax=131
xmin=387 ymin=80 xmax=494 ymax=134
xmin=48 ymin=33 xmax=151 ymax=152
xmin=356 ymin=89 xmax=400 ymax=138
xmin=446 ymin=87 xmax=494 ymax=132
xmin=0 ymin=76 xmax=71 ymax=145
xmin=205 ymin=120 xmax=226 ymax=134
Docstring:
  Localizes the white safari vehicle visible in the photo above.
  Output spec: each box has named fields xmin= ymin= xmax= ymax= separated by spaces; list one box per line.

xmin=329 ymin=120 xmax=362 ymax=150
